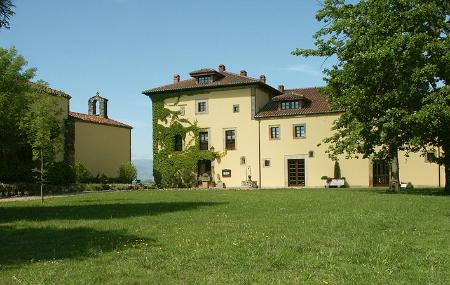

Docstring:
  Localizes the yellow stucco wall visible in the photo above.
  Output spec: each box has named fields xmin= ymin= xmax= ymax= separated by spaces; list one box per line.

xmin=164 ymin=86 xmax=262 ymax=187
xmin=74 ymin=121 xmax=131 ymax=178
xmin=160 ymin=87 xmax=444 ymax=188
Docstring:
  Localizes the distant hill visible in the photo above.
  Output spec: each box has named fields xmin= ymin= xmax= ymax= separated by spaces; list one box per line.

xmin=132 ymin=159 xmax=153 ymax=181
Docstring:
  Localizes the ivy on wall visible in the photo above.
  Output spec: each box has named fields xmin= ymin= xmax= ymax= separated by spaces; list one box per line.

xmin=152 ymin=92 xmax=220 ymax=188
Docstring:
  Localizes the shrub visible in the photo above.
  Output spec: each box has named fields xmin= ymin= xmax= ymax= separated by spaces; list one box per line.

xmin=118 ymin=162 xmax=137 ymax=183
xmin=334 ymin=161 xmax=341 ymax=179
xmin=321 ymin=175 xmax=328 ymax=180
xmin=47 ymin=162 xmax=75 ymax=185
xmin=74 ymin=162 xmax=91 ymax=183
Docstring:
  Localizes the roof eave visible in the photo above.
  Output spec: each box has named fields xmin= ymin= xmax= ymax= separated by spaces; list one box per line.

xmin=142 ymin=81 xmax=281 ymax=97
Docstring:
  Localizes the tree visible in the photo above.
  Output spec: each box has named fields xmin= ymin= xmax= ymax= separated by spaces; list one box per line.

xmin=118 ymin=162 xmax=137 ymax=183
xmin=0 ymin=0 xmax=14 ymax=29
xmin=20 ymin=91 xmax=64 ymax=202
xmin=292 ymin=0 xmax=449 ymax=192
xmin=0 ymin=46 xmax=36 ymax=182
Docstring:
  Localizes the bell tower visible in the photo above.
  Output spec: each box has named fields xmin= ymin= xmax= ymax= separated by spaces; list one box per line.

xmin=88 ymin=91 xmax=108 ymax=118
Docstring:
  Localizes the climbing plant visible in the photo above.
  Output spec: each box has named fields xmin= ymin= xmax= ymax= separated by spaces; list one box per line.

xmin=152 ymin=91 xmax=220 ymax=188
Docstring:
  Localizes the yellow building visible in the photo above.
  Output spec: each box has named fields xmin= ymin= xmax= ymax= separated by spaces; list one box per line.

xmin=144 ymin=65 xmax=444 ymax=188
xmin=39 ymin=85 xmax=132 ymax=178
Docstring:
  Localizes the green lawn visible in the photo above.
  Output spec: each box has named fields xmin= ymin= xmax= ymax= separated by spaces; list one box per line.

xmin=0 ymin=189 xmax=449 ymax=285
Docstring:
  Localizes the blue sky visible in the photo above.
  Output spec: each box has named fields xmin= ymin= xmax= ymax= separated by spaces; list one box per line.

xmin=0 ymin=0 xmax=333 ymax=160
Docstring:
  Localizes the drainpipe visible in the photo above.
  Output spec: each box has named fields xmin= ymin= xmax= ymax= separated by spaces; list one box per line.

xmin=258 ymin=119 xmax=262 ymax=188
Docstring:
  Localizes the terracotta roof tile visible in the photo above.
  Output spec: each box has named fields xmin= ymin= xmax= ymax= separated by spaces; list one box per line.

xmin=69 ymin=112 xmax=132 ymax=129
xmin=272 ymin=91 xmax=307 ymax=101
xmin=143 ymin=70 xmax=280 ymax=95
xmin=255 ymin=87 xmax=339 ymax=118
xmin=29 ymin=82 xmax=71 ymax=99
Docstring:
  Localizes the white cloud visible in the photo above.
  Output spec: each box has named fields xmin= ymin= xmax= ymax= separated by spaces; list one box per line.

xmin=281 ymin=64 xmax=323 ymax=77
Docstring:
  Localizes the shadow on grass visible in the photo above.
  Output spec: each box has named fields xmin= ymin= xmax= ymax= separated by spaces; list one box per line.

xmin=0 ymin=201 xmax=226 ymax=223
xmin=0 ymin=226 xmax=155 ymax=266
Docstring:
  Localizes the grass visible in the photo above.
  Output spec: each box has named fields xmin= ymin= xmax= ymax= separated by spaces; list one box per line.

xmin=0 ymin=188 xmax=449 ymax=285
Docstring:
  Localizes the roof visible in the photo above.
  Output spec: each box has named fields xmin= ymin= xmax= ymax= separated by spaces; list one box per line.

xmin=143 ymin=69 xmax=280 ymax=95
xmin=272 ymin=91 xmax=307 ymax=102
xmin=189 ymin=68 xmax=217 ymax=76
xmin=69 ymin=112 xmax=132 ymax=129
xmin=29 ymin=82 xmax=71 ymax=99
xmin=255 ymin=87 xmax=340 ymax=118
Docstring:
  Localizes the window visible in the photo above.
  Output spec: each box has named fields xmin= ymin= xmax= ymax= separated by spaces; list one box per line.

xmin=174 ymin=134 xmax=183 ymax=151
xmin=281 ymin=101 xmax=300 ymax=110
xmin=179 ymin=105 xmax=186 ymax=116
xmin=199 ymin=131 xmax=209 ymax=150
xmin=270 ymin=126 xmax=280 ymax=140
xmin=240 ymin=156 xmax=246 ymax=165
xmin=233 ymin=104 xmax=240 ymax=113
xmin=264 ymin=159 xmax=271 ymax=167
xmin=225 ymin=129 xmax=236 ymax=150
xmin=198 ymin=76 xmax=211 ymax=84
xmin=294 ymin=124 xmax=306 ymax=138
xmin=308 ymin=150 xmax=314 ymax=158
xmin=426 ymin=151 xmax=436 ymax=163
xmin=196 ymin=100 xmax=208 ymax=113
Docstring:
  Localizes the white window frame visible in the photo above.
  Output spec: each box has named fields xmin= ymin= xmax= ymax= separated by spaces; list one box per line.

xmin=196 ymin=99 xmax=208 ymax=114
xmin=293 ymin=124 xmax=306 ymax=139
xmin=269 ymin=125 xmax=281 ymax=140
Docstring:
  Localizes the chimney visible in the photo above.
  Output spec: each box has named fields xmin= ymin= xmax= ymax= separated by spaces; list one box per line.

xmin=278 ymin=85 xmax=285 ymax=93
xmin=259 ymin=75 xmax=266 ymax=83
xmin=218 ymin=64 xmax=226 ymax=72
xmin=173 ymin=74 xmax=180 ymax=84
xmin=240 ymin=70 xmax=247 ymax=77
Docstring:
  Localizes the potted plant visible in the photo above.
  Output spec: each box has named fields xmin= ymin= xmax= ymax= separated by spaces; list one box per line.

xmin=200 ymin=173 xmax=211 ymax=189
xmin=322 ymin=161 xmax=346 ymax=188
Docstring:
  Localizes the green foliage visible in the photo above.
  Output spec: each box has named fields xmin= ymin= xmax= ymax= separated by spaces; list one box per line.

xmin=0 ymin=0 xmax=15 ymax=29
xmin=292 ymin=0 xmax=449 ymax=191
xmin=0 ymin=47 xmax=36 ymax=182
xmin=19 ymin=91 xmax=64 ymax=185
xmin=321 ymin=175 xmax=328 ymax=180
xmin=47 ymin=162 xmax=75 ymax=185
xmin=118 ymin=162 xmax=137 ymax=183
xmin=152 ymin=92 xmax=220 ymax=188
xmin=333 ymin=161 xmax=341 ymax=179
xmin=74 ymin=162 xmax=91 ymax=183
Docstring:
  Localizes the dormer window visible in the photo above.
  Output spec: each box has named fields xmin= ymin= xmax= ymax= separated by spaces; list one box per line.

xmin=198 ymin=76 xmax=211 ymax=84
xmin=281 ymin=101 xmax=300 ymax=110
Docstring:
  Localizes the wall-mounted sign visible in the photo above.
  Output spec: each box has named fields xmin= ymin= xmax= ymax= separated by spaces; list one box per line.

xmin=222 ymin=169 xmax=231 ymax=177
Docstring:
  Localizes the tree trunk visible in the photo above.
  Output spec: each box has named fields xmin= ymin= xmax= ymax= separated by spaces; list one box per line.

xmin=442 ymin=145 xmax=450 ymax=195
xmin=40 ymin=149 xmax=44 ymax=203
xmin=444 ymin=164 xmax=450 ymax=195
xmin=389 ymin=151 xmax=400 ymax=192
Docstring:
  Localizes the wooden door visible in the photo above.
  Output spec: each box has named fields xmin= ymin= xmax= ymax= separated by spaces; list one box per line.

xmin=288 ymin=159 xmax=305 ymax=186
xmin=373 ymin=160 xmax=389 ymax=186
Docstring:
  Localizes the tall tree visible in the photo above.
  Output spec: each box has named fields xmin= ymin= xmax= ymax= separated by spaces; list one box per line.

xmin=20 ymin=89 xmax=64 ymax=202
xmin=0 ymin=47 xmax=36 ymax=182
xmin=293 ymin=0 xmax=449 ymax=192
xmin=0 ymin=0 xmax=14 ymax=29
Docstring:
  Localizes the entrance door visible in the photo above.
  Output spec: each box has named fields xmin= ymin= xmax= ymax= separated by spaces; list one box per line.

xmin=197 ymin=160 xmax=211 ymax=181
xmin=288 ymin=159 xmax=305 ymax=186
xmin=373 ymin=160 xmax=389 ymax=186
